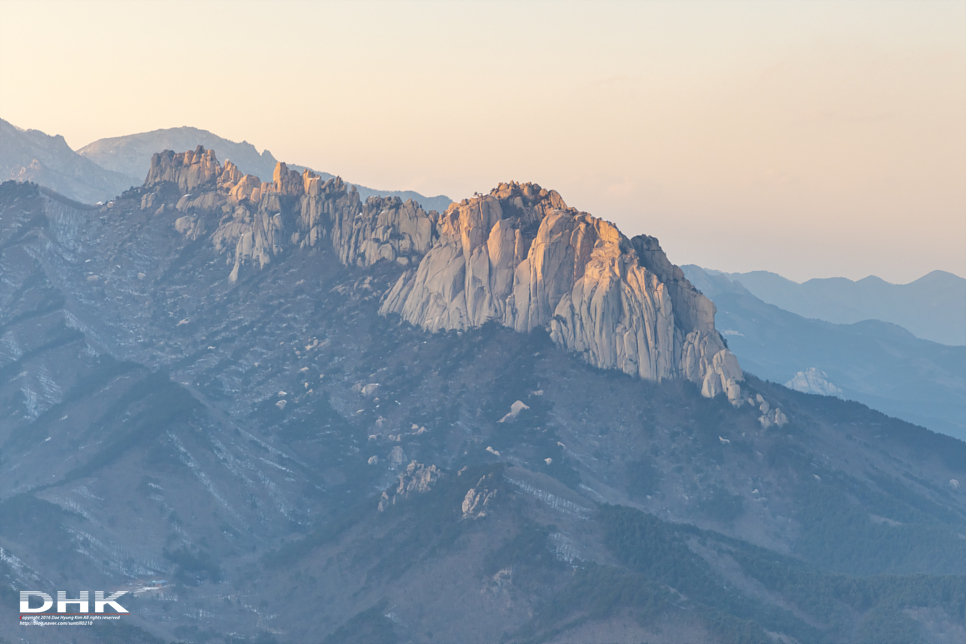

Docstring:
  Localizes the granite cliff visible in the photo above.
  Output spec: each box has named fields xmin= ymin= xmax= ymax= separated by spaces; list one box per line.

xmin=144 ymin=146 xmax=743 ymax=402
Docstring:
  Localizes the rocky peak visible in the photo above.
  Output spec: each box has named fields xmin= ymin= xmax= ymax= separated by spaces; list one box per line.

xmin=145 ymin=145 xmax=223 ymax=192
xmin=467 ymin=181 xmax=568 ymax=224
xmin=145 ymin=146 xmax=306 ymax=202
xmin=148 ymin=147 xmax=743 ymax=402
xmin=271 ymin=161 xmax=304 ymax=197
xmin=379 ymin=181 xmax=743 ymax=402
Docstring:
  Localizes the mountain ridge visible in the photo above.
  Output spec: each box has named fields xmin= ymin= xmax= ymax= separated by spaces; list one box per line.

xmin=713 ymin=267 xmax=966 ymax=346
xmin=683 ymin=265 xmax=966 ymax=440
xmin=0 ymin=117 xmax=136 ymax=204
xmin=79 ymin=125 xmax=454 ymax=212
xmin=2 ymin=119 xmax=454 ymax=212
xmin=144 ymin=146 xmax=746 ymax=404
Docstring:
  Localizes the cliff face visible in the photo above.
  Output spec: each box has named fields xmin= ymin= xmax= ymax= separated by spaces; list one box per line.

xmin=145 ymin=147 xmax=742 ymax=402
xmin=378 ymin=182 xmax=742 ymax=401
xmin=144 ymin=146 xmax=434 ymax=280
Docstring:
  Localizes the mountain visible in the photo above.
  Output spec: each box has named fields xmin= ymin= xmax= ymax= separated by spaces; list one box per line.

xmin=1 ymin=162 xmax=965 ymax=644
xmin=683 ymin=266 xmax=966 ymax=441
xmin=78 ymin=126 xmax=455 ymax=212
xmin=144 ymin=146 xmax=743 ymax=401
xmin=0 ymin=118 xmax=136 ymax=204
xmin=78 ymin=126 xmax=284 ymax=187
xmin=717 ymin=269 xmax=966 ymax=346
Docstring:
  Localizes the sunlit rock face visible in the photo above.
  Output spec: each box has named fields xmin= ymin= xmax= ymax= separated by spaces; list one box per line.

xmin=145 ymin=147 xmax=437 ymax=280
xmin=379 ymin=182 xmax=743 ymax=402
xmin=149 ymin=148 xmax=742 ymax=401
xmin=331 ymin=194 xmax=435 ymax=268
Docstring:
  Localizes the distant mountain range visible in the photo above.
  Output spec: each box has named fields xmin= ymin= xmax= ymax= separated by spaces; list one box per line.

xmin=684 ymin=265 xmax=966 ymax=440
xmin=77 ymin=125 xmax=281 ymax=186
xmin=0 ymin=118 xmax=134 ymax=204
xmin=715 ymin=268 xmax=966 ymax=346
xmin=1 ymin=118 xmax=453 ymax=211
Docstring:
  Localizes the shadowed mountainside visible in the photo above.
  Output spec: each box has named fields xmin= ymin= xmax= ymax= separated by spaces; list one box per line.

xmin=1 ymin=171 xmax=964 ymax=644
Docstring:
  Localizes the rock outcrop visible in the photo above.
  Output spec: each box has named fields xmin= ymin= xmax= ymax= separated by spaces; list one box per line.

xmin=462 ymin=473 xmax=498 ymax=519
xmin=331 ymin=195 xmax=435 ymax=268
xmin=754 ymin=394 xmax=788 ymax=429
xmin=499 ymin=400 xmax=530 ymax=423
xmin=378 ymin=461 xmax=443 ymax=511
xmin=145 ymin=146 xmax=436 ymax=282
xmin=379 ymin=182 xmax=743 ymax=402
xmin=785 ymin=368 xmax=842 ymax=397
xmin=147 ymin=149 xmax=743 ymax=402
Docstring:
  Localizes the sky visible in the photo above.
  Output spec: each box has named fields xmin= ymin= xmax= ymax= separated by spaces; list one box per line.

xmin=1 ymin=0 xmax=963 ymax=283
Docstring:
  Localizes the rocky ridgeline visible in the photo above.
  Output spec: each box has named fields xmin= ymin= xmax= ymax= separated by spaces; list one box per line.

xmin=142 ymin=146 xmax=744 ymax=403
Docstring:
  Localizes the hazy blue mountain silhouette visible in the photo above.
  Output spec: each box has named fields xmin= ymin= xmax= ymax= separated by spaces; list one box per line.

xmin=0 ymin=117 xmax=135 ymax=203
xmin=715 ymin=268 xmax=965 ymax=346
xmin=684 ymin=265 xmax=966 ymax=440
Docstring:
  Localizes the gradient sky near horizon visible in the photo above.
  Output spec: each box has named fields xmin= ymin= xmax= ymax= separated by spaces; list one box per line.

xmin=1 ymin=0 xmax=963 ymax=283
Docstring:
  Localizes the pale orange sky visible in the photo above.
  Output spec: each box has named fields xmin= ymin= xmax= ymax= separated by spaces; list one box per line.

xmin=1 ymin=0 xmax=963 ymax=283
